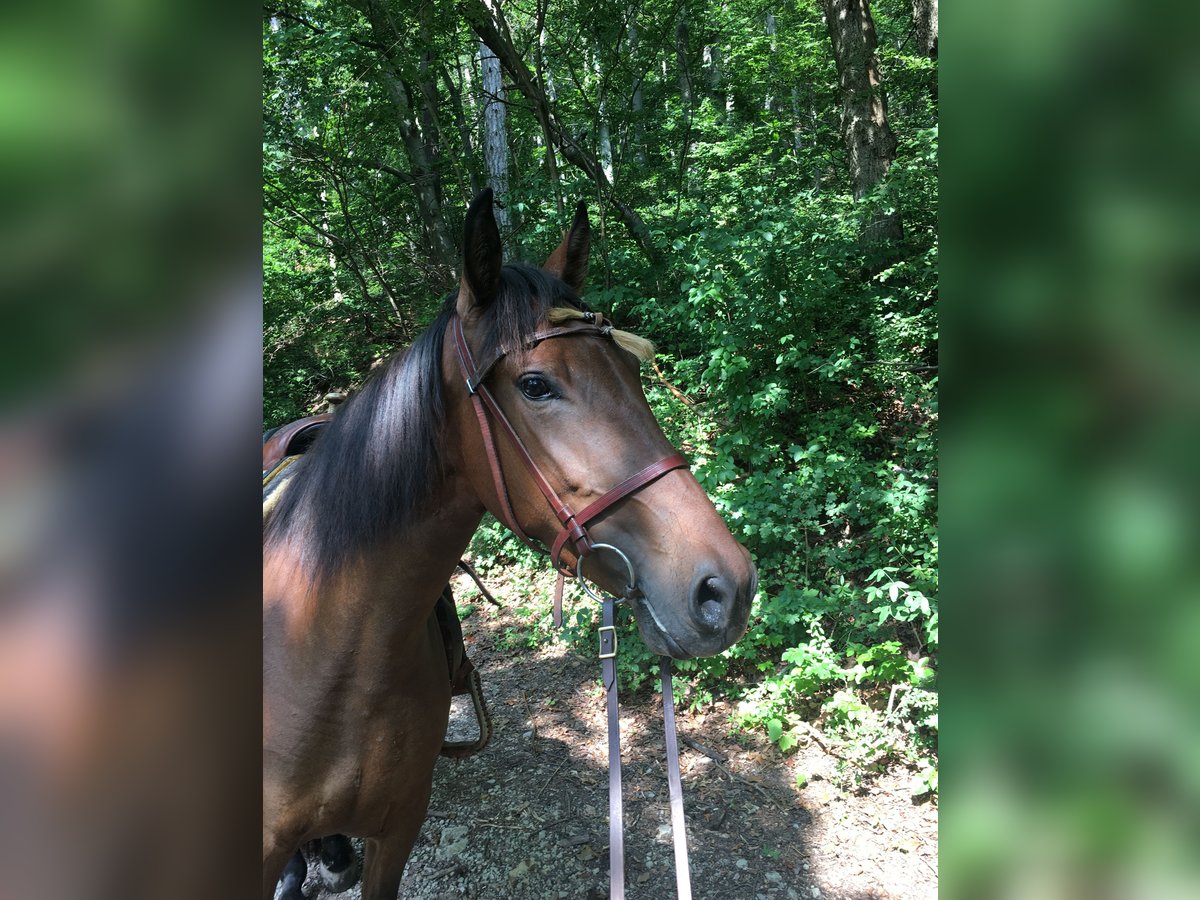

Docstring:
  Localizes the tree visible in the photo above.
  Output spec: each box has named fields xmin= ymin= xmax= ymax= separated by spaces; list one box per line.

xmin=478 ymin=39 xmax=512 ymax=231
xmin=459 ymin=0 xmax=661 ymax=263
xmin=821 ymin=0 xmax=903 ymax=243
xmin=913 ymin=0 xmax=938 ymax=59
xmin=350 ymin=0 xmax=456 ymax=278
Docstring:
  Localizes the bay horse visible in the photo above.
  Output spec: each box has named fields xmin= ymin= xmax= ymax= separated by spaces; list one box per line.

xmin=263 ymin=189 xmax=756 ymax=898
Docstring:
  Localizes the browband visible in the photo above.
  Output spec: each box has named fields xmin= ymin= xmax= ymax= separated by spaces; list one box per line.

xmin=458 ymin=314 xmax=614 ymax=395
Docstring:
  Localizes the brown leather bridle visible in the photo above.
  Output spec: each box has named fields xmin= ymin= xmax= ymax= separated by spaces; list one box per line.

xmin=451 ymin=309 xmax=696 ymax=899
xmin=451 ymin=310 xmax=688 ymax=620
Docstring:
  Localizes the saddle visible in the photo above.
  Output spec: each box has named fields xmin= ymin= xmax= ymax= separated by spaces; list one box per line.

xmin=262 ymin=413 xmax=331 ymax=474
xmin=262 ymin=413 xmax=491 ymax=759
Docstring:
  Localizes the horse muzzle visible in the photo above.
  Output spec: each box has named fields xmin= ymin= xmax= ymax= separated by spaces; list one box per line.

xmin=632 ymin=555 xmax=756 ymax=659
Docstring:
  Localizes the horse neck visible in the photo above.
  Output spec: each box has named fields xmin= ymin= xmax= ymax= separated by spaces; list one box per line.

xmin=356 ymin=481 xmax=483 ymax=615
xmin=264 ymin=473 xmax=484 ymax=660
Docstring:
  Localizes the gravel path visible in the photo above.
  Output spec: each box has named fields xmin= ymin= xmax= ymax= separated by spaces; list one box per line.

xmin=296 ymin=569 xmax=938 ymax=899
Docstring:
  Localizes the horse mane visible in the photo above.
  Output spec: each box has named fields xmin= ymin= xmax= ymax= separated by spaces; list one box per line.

xmin=264 ymin=263 xmax=582 ymax=583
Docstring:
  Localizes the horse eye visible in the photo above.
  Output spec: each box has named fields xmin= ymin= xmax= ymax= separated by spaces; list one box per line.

xmin=518 ymin=375 xmax=554 ymax=401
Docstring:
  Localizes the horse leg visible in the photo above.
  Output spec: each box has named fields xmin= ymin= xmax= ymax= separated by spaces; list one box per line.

xmin=359 ymin=615 xmax=450 ymax=899
xmin=316 ymin=834 xmax=361 ymax=893
xmin=276 ymin=850 xmax=307 ymax=900
xmin=263 ymin=834 xmax=300 ymax=900
xmin=360 ymin=828 xmax=425 ymax=900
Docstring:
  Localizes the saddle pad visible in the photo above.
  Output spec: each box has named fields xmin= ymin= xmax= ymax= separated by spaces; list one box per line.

xmin=262 ymin=455 xmax=301 ymax=521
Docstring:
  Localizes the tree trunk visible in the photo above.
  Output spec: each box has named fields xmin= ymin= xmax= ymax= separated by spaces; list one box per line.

xmin=821 ymin=0 xmax=903 ymax=244
xmin=439 ymin=62 xmax=481 ymax=198
xmin=478 ymin=39 xmax=512 ymax=231
xmin=675 ymin=10 xmax=693 ymax=201
xmin=790 ymin=86 xmax=804 ymax=159
xmin=764 ymin=14 xmax=777 ymax=113
xmin=703 ymin=43 xmax=734 ymax=123
xmin=594 ymin=52 xmax=615 ymax=186
xmin=352 ymin=0 xmax=455 ymax=278
xmin=629 ymin=23 xmax=647 ymax=166
xmin=461 ymin=0 xmax=661 ymax=264
xmin=534 ymin=11 xmax=566 ymax=216
xmin=676 ymin=14 xmax=692 ymax=111
xmin=912 ymin=0 xmax=938 ymax=59
xmin=416 ymin=4 xmax=443 ymax=164
xmin=703 ymin=44 xmax=720 ymax=96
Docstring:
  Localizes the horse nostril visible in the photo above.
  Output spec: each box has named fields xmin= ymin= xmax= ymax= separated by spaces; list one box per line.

xmin=694 ymin=576 xmax=727 ymax=630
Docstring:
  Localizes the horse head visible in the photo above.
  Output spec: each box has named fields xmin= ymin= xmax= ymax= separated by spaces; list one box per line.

xmin=447 ymin=190 xmax=756 ymax=659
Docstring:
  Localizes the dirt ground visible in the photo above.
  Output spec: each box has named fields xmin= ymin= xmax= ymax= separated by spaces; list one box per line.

xmin=297 ymin=569 xmax=937 ymax=900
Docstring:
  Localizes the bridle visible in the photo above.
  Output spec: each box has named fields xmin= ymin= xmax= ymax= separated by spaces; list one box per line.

xmin=451 ymin=310 xmax=687 ymax=610
xmin=451 ymin=308 xmax=695 ymax=899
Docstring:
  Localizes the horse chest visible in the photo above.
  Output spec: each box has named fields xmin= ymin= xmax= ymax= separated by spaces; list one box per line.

xmin=267 ymin=608 xmax=450 ymax=817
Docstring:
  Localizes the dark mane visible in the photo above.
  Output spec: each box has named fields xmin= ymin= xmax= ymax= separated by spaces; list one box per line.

xmin=264 ymin=263 xmax=581 ymax=583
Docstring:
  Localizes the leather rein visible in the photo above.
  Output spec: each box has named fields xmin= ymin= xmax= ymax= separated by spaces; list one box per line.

xmin=451 ymin=310 xmax=695 ymax=899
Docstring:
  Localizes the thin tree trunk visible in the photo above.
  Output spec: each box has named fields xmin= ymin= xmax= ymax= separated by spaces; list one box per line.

xmin=764 ymin=14 xmax=776 ymax=113
xmin=352 ymin=0 xmax=455 ymax=277
xmin=703 ymin=45 xmax=720 ymax=96
xmin=821 ymin=0 xmax=902 ymax=244
xmin=461 ymin=0 xmax=661 ymax=264
xmin=534 ymin=3 xmax=566 ymax=216
xmin=676 ymin=13 xmax=692 ymax=111
xmin=912 ymin=0 xmax=938 ymax=59
xmin=478 ymin=39 xmax=511 ymax=231
xmin=318 ymin=188 xmax=343 ymax=304
xmin=439 ymin=62 xmax=481 ymax=198
xmin=594 ymin=53 xmax=615 ymax=186
xmin=791 ymin=86 xmax=804 ymax=159
xmin=675 ymin=9 xmax=693 ymax=204
xmin=630 ymin=23 xmax=646 ymax=166
xmin=416 ymin=4 xmax=443 ymax=162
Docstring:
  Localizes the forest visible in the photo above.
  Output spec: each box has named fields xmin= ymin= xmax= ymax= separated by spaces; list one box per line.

xmin=264 ymin=0 xmax=938 ymax=793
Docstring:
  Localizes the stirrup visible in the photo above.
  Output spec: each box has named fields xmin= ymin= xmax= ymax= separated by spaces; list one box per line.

xmin=440 ymin=668 xmax=493 ymax=759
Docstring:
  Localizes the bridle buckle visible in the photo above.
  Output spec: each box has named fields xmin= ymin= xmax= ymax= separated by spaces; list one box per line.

xmin=597 ymin=625 xmax=617 ymax=659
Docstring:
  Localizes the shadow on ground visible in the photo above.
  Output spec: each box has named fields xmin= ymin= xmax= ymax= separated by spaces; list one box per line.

xmin=296 ymin=567 xmax=937 ymax=900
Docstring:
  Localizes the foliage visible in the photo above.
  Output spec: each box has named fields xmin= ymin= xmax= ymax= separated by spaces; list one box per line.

xmin=265 ymin=0 xmax=937 ymax=791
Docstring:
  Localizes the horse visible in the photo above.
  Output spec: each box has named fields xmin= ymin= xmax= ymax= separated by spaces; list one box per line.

xmin=263 ymin=189 xmax=757 ymax=898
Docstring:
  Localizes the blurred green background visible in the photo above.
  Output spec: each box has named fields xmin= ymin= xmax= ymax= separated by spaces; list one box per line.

xmin=943 ymin=0 xmax=1200 ymax=896
xmin=0 ymin=0 xmax=258 ymax=401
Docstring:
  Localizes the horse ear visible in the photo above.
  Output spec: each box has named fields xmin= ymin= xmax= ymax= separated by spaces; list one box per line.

xmin=543 ymin=201 xmax=590 ymax=294
xmin=458 ymin=188 xmax=502 ymax=314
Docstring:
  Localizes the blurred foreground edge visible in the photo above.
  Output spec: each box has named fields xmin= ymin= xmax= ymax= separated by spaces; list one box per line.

xmin=0 ymin=290 xmax=263 ymax=900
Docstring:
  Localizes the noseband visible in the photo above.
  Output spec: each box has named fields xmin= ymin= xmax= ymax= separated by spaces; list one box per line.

xmin=451 ymin=309 xmax=696 ymax=899
xmin=451 ymin=311 xmax=688 ymax=618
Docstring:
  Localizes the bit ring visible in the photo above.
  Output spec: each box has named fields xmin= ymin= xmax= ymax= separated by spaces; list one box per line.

xmin=576 ymin=542 xmax=636 ymax=603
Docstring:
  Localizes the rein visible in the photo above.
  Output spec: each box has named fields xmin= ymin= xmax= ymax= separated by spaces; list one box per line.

xmin=451 ymin=310 xmax=694 ymax=899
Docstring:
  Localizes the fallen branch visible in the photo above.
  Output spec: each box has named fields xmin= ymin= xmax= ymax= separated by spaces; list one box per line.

xmin=651 ymin=359 xmax=696 ymax=409
xmin=456 ymin=558 xmax=503 ymax=606
xmin=425 ymin=862 xmax=466 ymax=881
xmin=799 ymin=721 xmax=849 ymax=760
xmin=680 ymin=735 xmax=728 ymax=764
xmin=702 ymin=756 xmax=786 ymax=810
xmin=531 ymin=757 xmax=571 ymax=801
